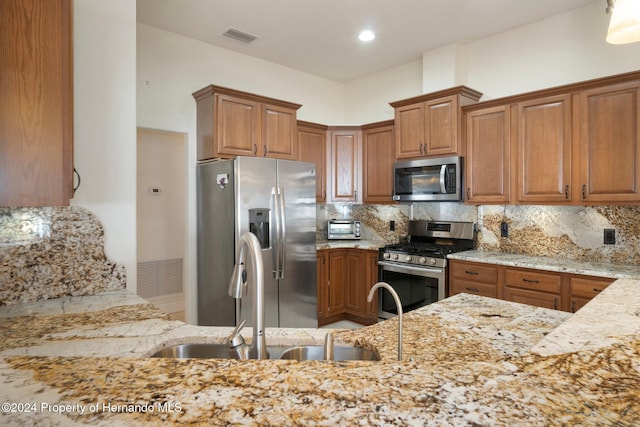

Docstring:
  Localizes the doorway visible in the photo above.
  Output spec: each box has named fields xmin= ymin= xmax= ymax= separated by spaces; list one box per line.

xmin=136 ymin=128 xmax=187 ymax=320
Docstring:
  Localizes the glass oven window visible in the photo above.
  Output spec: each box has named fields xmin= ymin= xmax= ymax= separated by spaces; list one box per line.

xmin=379 ymin=269 xmax=439 ymax=314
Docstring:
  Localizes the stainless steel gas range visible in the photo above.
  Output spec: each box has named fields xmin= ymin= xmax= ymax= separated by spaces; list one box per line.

xmin=377 ymin=220 xmax=475 ymax=319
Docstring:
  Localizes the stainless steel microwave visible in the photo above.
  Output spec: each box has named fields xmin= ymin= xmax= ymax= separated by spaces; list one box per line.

xmin=393 ymin=156 xmax=463 ymax=202
xmin=327 ymin=219 xmax=361 ymax=240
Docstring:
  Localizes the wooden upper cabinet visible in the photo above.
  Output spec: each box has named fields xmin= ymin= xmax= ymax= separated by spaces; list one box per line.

xmin=328 ymin=127 xmax=362 ymax=203
xmin=578 ymin=80 xmax=640 ymax=203
xmin=193 ymin=85 xmax=301 ymax=161
xmin=362 ymin=120 xmax=395 ymax=204
xmin=297 ymin=121 xmax=327 ymax=202
xmin=465 ymin=105 xmax=511 ymax=204
xmin=215 ymin=94 xmax=260 ymax=157
xmin=0 ymin=0 xmax=73 ymax=207
xmin=262 ymin=103 xmax=297 ymax=160
xmin=517 ymin=94 xmax=572 ymax=203
xmin=390 ymin=86 xmax=482 ymax=160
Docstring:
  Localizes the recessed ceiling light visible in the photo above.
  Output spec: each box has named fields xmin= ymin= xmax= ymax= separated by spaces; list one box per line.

xmin=358 ymin=30 xmax=375 ymax=42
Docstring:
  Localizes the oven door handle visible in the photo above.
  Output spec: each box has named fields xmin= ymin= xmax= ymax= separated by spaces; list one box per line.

xmin=378 ymin=261 xmax=445 ymax=278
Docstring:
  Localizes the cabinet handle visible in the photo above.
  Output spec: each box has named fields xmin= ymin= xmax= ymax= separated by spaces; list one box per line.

xmin=253 ymin=144 xmax=257 ymax=155
xmin=553 ymin=298 xmax=558 ymax=310
xmin=466 ymin=287 xmax=480 ymax=293
xmin=571 ymin=300 xmax=576 ymax=313
xmin=582 ymin=184 xmax=586 ymax=199
xmin=593 ymin=288 xmax=602 ymax=293
xmin=73 ymin=168 xmax=81 ymax=193
xmin=564 ymin=184 xmax=569 ymax=200
xmin=522 ymin=278 xmax=539 ymax=284
xmin=263 ymin=145 xmax=267 ymax=156
xmin=354 ymin=189 xmax=358 ymax=200
xmin=466 ymin=188 xmax=471 ymax=200
xmin=464 ymin=270 xmax=479 ymax=275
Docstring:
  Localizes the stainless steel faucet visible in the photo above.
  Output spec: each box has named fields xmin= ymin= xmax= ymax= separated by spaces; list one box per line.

xmin=367 ymin=282 xmax=403 ymax=361
xmin=227 ymin=232 xmax=269 ymax=360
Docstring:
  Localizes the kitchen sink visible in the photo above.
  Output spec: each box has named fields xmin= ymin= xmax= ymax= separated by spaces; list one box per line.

xmin=279 ymin=345 xmax=379 ymax=361
xmin=151 ymin=343 xmax=379 ymax=361
xmin=151 ymin=343 xmax=290 ymax=360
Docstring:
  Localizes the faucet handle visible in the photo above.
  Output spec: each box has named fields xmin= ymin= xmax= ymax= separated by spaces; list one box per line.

xmin=324 ymin=332 xmax=334 ymax=361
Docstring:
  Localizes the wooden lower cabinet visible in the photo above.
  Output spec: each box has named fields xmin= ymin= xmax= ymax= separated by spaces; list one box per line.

xmin=449 ymin=260 xmax=499 ymax=298
xmin=569 ymin=275 xmax=613 ymax=313
xmin=448 ymin=259 xmax=614 ymax=312
xmin=317 ymin=248 xmax=379 ymax=326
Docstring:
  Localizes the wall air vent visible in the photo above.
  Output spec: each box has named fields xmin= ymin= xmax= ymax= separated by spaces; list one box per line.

xmin=222 ymin=28 xmax=258 ymax=44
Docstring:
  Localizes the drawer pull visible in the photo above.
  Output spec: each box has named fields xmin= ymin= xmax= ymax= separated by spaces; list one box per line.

xmin=593 ymin=288 xmax=602 ymax=293
xmin=522 ymin=278 xmax=539 ymax=284
xmin=553 ymin=298 xmax=558 ymax=310
xmin=464 ymin=270 xmax=479 ymax=275
xmin=466 ymin=287 xmax=480 ymax=293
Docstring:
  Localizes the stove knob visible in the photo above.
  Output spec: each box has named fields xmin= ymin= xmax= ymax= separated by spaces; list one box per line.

xmin=430 ymin=258 xmax=437 ymax=265
xmin=383 ymin=253 xmax=391 ymax=259
xmin=419 ymin=257 xmax=427 ymax=264
xmin=404 ymin=255 xmax=412 ymax=262
xmin=392 ymin=254 xmax=399 ymax=261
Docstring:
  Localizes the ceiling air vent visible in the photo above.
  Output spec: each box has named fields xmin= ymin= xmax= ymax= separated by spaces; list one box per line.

xmin=222 ymin=28 xmax=258 ymax=44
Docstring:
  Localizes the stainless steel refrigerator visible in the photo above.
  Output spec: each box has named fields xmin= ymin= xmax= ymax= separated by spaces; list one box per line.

xmin=197 ymin=156 xmax=317 ymax=328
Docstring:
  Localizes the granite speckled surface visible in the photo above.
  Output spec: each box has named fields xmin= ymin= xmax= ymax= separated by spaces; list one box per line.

xmin=0 ymin=207 xmax=126 ymax=305
xmin=448 ymin=250 xmax=640 ymax=279
xmin=1 ymin=285 xmax=639 ymax=425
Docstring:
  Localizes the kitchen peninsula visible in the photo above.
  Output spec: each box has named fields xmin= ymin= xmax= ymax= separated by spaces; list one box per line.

xmin=1 ymin=281 xmax=640 ymax=425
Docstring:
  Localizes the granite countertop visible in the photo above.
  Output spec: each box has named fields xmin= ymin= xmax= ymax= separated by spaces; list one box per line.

xmin=1 ymin=283 xmax=640 ymax=425
xmin=316 ymin=239 xmax=383 ymax=250
xmin=448 ymin=250 xmax=640 ymax=279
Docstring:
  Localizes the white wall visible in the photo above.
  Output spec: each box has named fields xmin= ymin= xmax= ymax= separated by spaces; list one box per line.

xmin=345 ymin=2 xmax=640 ymax=119
xmin=72 ymin=1 xmax=137 ymax=291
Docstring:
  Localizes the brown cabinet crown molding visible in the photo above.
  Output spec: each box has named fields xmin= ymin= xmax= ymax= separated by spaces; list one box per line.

xmin=193 ymin=84 xmax=302 ymax=111
xmin=389 ymin=86 xmax=483 ymax=108
xmin=462 ymin=70 xmax=640 ymax=112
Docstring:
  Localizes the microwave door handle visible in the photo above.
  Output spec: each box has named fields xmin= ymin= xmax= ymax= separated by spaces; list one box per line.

xmin=439 ymin=164 xmax=447 ymax=194
xmin=278 ymin=187 xmax=286 ymax=279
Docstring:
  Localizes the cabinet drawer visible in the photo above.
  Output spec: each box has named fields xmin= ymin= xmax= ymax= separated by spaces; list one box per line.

xmin=569 ymin=276 xmax=612 ymax=299
xmin=504 ymin=287 xmax=561 ymax=310
xmin=450 ymin=261 xmax=498 ymax=284
xmin=450 ymin=279 xmax=497 ymax=298
xmin=505 ymin=268 xmax=561 ymax=294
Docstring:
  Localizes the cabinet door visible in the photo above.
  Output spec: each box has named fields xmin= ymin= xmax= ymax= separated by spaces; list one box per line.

xmin=328 ymin=129 xmax=362 ymax=203
xmin=216 ymin=94 xmax=260 ymax=157
xmin=262 ymin=103 xmax=297 ymax=160
xmin=344 ymin=250 xmax=367 ymax=314
xmin=366 ymin=251 xmax=379 ymax=319
xmin=579 ymin=81 xmax=640 ymax=202
xmin=316 ymin=250 xmax=329 ymax=320
xmin=465 ymin=105 xmax=511 ymax=203
xmin=0 ymin=0 xmax=73 ymax=207
xmin=424 ymin=95 xmax=458 ymax=156
xmin=517 ymin=94 xmax=572 ymax=203
xmin=327 ymin=250 xmax=346 ymax=313
xmin=297 ymin=122 xmax=327 ymax=202
xmin=569 ymin=275 xmax=612 ymax=312
xmin=363 ymin=122 xmax=395 ymax=203
xmin=394 ymin=103 xmax=424 ymax=159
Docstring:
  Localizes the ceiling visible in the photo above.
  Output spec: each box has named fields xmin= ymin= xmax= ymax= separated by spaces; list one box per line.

xmin=137 ymin=0 xmax=600 ymax=82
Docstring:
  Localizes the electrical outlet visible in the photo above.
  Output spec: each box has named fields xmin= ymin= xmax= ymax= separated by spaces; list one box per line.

xmin=500 ymin=221 xmax=509 ymax=238
xmin=604 ymin=228 xmax=616 ymax=245
xmin=389 ymin=220 xmax=395 ymax=231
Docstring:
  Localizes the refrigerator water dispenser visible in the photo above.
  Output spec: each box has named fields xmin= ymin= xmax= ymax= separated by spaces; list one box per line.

xmin=249 ymin=208 xmax=270 ymax=249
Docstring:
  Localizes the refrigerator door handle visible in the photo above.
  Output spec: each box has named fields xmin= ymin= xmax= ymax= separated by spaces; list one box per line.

xmin=278 ymin=187 xmax=287 ymax=279
xmin=271 ymin=186 xmax=280 ymax=279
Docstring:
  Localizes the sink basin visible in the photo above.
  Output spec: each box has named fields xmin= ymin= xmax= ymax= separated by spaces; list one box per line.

xmin=279 ymin=345 xmax=379 ymax=361
xmin=151 ymin=343 xmax=290 ymax=360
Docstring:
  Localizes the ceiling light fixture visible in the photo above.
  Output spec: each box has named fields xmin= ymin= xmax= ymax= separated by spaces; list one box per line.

xmin=358 ymin=30 xmax=375 ymax=42
xmin=606 ymin=0 xmax=640 ymax=44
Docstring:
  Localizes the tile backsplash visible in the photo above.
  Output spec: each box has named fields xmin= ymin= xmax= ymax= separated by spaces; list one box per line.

xmin=0 ymin=207 xmax=126 ymax=305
